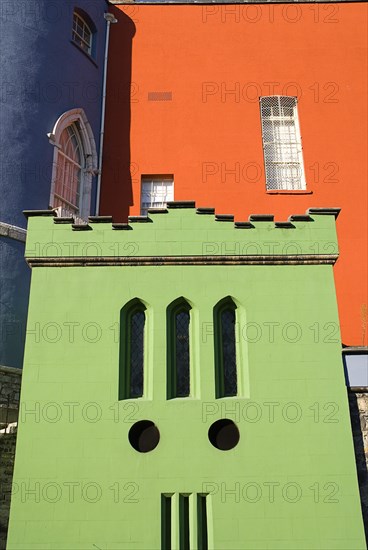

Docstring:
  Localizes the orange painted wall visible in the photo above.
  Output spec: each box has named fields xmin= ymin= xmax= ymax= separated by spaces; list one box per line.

xmin=101 ymin=3 xmax=368 ymax=347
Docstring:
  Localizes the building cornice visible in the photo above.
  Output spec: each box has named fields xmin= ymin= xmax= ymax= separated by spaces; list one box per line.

xmin=0 ymin=365 xmax=22 ymax=376
xmin=0 ymin=222 xmax=26 ymax=243
xmin=26 ymin=254 xmax=338 ymax=268
xmin=23 ymin=204 xmax=340 ymax=266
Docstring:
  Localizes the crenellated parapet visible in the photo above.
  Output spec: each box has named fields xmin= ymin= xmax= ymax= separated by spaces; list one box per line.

xmin=12 ymin=201 xmax=366 ymax=550
xmin=24 ymin=202 xmax=340 ymax=267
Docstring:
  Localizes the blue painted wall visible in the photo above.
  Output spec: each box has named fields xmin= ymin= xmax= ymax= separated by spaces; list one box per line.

xmin=0 ymin=0 xmax=108 ymax=367
xmin=0 ymin=239 xmax=30 ymax=369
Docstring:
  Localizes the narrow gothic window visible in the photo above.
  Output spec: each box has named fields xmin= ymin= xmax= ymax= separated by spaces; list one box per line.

xmin=119 ymin=299 xmax=146 ymax=399
xmin=53 ymin=123 xmax=84 ymax=216
xmin=214 ymin=298 xmax=238 ymax=398
xmin=48 ymin=109 xmax=98 ymax=222
xmin=129 ymin=310 xmax=145 ymax=397
xmin=175 ymin=310 xmax=190 ymax=397
xmin=167 ymin=298 xmax=191 ymax=399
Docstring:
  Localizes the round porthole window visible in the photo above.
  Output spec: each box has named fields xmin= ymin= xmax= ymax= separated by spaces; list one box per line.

xmin=128 ymin=420 xmax=160 ymax=453
xmin=208 ymin=419 xmax=240 ymax=451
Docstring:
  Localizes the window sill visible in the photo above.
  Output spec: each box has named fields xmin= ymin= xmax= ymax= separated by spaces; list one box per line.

xmin=70 ymin=40 xmax=98 ymax=68
xmin=167 ymin=396 xmax=201 ymax=402
xmin=266 ymin=190 xmax=313 ymax=195
xmin=214 ymin=395 xmax=242 ymax=400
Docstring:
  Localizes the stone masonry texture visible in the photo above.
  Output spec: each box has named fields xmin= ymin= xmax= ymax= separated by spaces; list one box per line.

xmin=0 ymin=433 xmax=17 ymax=550
xmin=349 ymin=392 xmax=368 ymax=541
xmin=0 ymin=366 xmax=21 ymax=550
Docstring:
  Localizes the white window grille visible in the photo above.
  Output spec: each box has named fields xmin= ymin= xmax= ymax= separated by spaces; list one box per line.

xmin=260 ymin=96 xmax=306 ymax=190
xmin=72 ymin=11 xmax=93 ymax=55
xmin=53 ymin=123 xmax=84 ymax=217
xmin=141 ymin=176 xmax=174 ymax=215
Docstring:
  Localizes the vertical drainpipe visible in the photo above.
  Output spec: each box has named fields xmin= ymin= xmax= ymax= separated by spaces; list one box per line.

xmin=95 ymin=12 xmax=118 ymax=216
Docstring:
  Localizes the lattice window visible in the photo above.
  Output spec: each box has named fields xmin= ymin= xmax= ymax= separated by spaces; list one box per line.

xmin=141 ymin=176 xmax=174 ymax=215
xmin=119 ymin=299 xmax=146 ymax=400
xmin=129 ymin=310 xmax=145 ymax=398
xmin=72 ymin=11 xmax=93 ymax=55
xmin=260 ymin=96 xmax=306 ymax=190
xmin=175 ymin=311 xmax=190 ymax=397
xmin=167 ymin=298 xmax=191 ymax=399
xmin=49 ymin=109 xmax=97 ymax=222
xmin=214 ymin=298 xmax=238 ymax=398
xmin=221 ymin=309 xmax=237 ymax=397
xmin=53 ymin=124 xmax=83 ymax=215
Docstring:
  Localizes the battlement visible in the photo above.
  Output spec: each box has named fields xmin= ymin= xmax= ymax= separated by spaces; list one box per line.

xmin=23 ymin=203 xmax=340 ymax=267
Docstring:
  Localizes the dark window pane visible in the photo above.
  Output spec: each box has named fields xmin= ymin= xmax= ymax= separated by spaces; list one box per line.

xmin=179 ymin=495 xmax=190 ymax=550
xmin=130 ymin=310 xmax=144 ymax=397
xmin=176 ymin=311 xmax=190 ymax=397
xmin=197 ymin=495 xmax=208 ymax=550
xmin=221 ymin=308 xmax=237 ymax=396
xmin=161 ymin=495 xmax=172 ymax=550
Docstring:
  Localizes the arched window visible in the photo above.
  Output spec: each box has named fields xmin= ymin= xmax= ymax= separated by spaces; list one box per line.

xmin=53 ymin=123 xmax=84 ymax=216
xmin=48 ymin=109 xmax=98 ymax=221
xmin=119 ymin=299 xmax=146 ymax=400
xmin=167 ymin=298 xmax=191 ymax=399
xmin=72 ymin=9 xmax=95 ymax=57
xmin=214 ymin=297 xmax=238 ymax=398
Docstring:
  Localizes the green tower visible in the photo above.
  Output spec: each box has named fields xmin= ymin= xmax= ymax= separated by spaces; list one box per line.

xmin=7 ymin=203 xmax=365 ymax=549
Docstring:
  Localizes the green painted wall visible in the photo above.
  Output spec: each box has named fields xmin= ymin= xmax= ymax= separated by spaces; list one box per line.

xmin=7 ymin=206 xmax=365 ymax=549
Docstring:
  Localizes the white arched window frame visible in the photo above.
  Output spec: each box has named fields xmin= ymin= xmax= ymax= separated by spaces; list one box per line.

xmin=48 ymin=109 xmax=98 ymax=221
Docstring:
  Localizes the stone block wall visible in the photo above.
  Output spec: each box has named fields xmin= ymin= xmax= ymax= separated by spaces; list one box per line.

xmin=0 ymin=433 xmax=17 ymax=549
xmin=349 ymin=392 xmax=368 ymax=541
xmin=0 ymin=365 xmax=22 ymax=432
xmin=0 ymin=366 xmax=21 ymax=549
xmin=0 ymin=366 xmax=21 ymax=429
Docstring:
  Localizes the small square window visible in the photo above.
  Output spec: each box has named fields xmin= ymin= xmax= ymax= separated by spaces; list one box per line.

xmin=140 ymin=176 xmax=174 ymax=215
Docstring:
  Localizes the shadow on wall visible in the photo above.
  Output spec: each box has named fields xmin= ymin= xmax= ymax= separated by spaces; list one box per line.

xmin=0 ymin=239 xmax=30 ymax=369
xmin=100 ymin=8 xmax=136 ymax=221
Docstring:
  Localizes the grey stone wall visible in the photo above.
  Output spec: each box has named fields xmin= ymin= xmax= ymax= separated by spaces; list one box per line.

xmin=0 ymin=365 xmax=21 ymax=429
xmin=0 ymin=366 xmax=21 ymax=549
xmin=348 ymin=392 xmax=368 ymax=541
xmin=0 ymin=223 xmax=26 ymax=243
xmin=0 ymin=433 xmax=17 ymax=550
